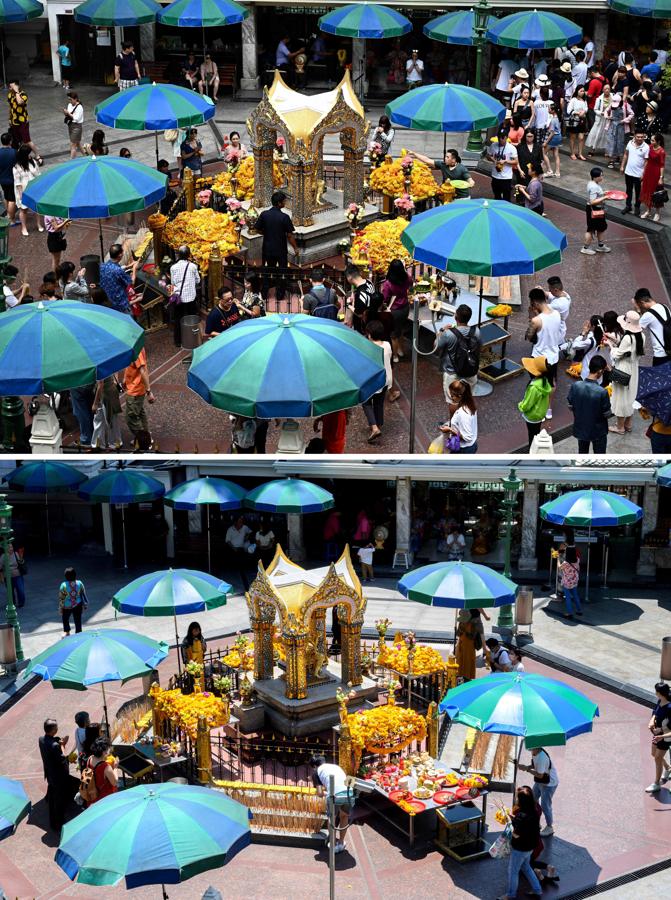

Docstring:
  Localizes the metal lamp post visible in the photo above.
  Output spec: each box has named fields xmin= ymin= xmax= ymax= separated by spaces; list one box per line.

xmin=0 ymin=218 xmax=27 ymax=452
xmin=0 ymin=492 xmax=23 ymax=661
xmin=466 ymin=0 xmax=491 ymax=153
xmin=497 ymin=467 xmax=521 ymax=630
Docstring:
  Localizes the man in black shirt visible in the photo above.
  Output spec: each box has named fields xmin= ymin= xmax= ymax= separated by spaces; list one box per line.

xmin=114 ymin=41 xmax=141 ymax=90
xmin=257 ymin=191 xmax=298 ymax=303
xmin=205 ymin=287 xmax=242 ymax=337
xmin=345 ymin=263 xmax=374 ymax=334
xmin=567 ymin=354 xmax=613 ymax=453
xmin=38 ymin=718 xmax=72 ymax=832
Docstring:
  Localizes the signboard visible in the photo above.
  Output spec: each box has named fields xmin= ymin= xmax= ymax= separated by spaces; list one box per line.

xmin=97 ymin=27 xmax=112 ymax=46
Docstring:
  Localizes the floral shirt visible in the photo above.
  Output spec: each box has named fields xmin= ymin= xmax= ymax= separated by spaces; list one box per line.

xmin=59 ymin=579 xmax=87 ymax=609
xmin=560 ymin=559 xmax=580 ymax=589
xmin=8 ymin=91 xmax=28 ymax=126
xmin=99 ymin=260 xmax=131 ymax=313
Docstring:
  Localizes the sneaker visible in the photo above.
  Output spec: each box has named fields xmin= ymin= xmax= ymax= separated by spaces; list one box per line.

xmin=622 ymin=206 xmax=632 ymax=214
xmin=654 ymin=213 xmax=661 ymax=223
xmin=645 ymin=782 xmax=661 ymax=793
xmin=545 ymin=408 xmax=553 ymax=420
xmin=641 ymin=210 xmax=650 ymax=219
xmin=334 ymin=841 xmax=346 ymax=853
xmin=580 ymin=247 xmax=596 ymax=255
xmin=661 ymin=769 xmax=671 ymax=784
xmin=540 ymin=825 xmax=554 ymax=836
xmin=596 ymin=244 xmax=612 ymax=253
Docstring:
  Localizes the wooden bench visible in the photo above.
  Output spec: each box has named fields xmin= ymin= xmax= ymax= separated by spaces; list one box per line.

xmin=218 ymin=64 xmax=237 ymax=98
xmin=144 ymin=62 xmax=169 ymax=83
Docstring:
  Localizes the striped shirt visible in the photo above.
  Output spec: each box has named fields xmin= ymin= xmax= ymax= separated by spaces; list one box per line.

xmin=170 ymin=259 xmax=200 ymax=304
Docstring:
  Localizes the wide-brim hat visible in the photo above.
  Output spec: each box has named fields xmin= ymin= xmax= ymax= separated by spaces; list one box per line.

xmin=560 ymin=61 xmax=572 ymax=73
xmin=618 ymin=311 xmax=643 ymax=333
xmin=535 ymin=75 xmax=550 ymax=86
xmin=522 ymin=356 xmax=548 ymax=377
xmin=647 ymin=100 xmax=659 ymax=112
xmin=515 ymin=68 xmax=529 ymax=79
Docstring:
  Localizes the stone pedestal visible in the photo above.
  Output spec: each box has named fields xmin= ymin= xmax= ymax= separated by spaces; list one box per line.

xmin=232 ymin=700 xmax=265 ymax=734
xmin=240 ymin=8 xmax=260 ymax=91
xmin=253 ymin=661 xmax=378 ymax=737
xmin=518 ymin=480 xmax=539 ymax=572
xmin=29 ymin=404 xmax=62 ymax=454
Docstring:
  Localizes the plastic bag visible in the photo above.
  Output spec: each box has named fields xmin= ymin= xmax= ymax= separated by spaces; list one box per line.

xmin=428 ymin=435 xmax=446 ymax=454
xmin=488 ymin=826 xmax=512 ymax=859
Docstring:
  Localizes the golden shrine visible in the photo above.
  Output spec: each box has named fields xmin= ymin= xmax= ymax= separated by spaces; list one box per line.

xmin=246 ymin=70 xmax=370 ymax=228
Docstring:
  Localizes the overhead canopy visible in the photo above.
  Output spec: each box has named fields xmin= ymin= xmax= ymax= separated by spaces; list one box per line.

xmin=264 ymin=69 xmax=364 ymax=143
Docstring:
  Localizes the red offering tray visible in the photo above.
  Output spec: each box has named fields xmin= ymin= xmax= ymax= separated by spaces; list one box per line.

xmin=389 ymin=789 xmax=409 ymax=803
xmin=455 ymin=786 xmax=479 ymax=800
xmin=433 ymin=790 xmax=456 ymax=805
xmin=407 ymin=800 xmax=426 ymax=813
xmin=604 ymin=190 xmax=627 ymax=200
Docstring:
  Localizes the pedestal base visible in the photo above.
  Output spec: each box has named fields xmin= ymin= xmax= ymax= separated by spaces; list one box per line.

xmin=232 ymin=700 xmax=265 ymax=735
xmin=253 ymin=661 xmax=378 ymax=737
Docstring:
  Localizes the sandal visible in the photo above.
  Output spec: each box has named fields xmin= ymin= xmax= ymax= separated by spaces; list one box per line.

xmin=570 ymin=154 xmax=577 ymax=161
xmin=608 ymin=426 xmax=626 ymax=434
xmin=388 ymin=390 xmax=401 ymax=402
xmin=367 ymin=430 xmax=381 ymax=444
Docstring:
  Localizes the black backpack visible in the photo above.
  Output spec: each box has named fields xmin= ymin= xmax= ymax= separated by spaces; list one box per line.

xmin=647 ymin=305 xmax=671 ymax=355
xmin=447 ymin=327 xmax=480 ymax=378
xmin=306 ymin=287 xmax=338 ymax=320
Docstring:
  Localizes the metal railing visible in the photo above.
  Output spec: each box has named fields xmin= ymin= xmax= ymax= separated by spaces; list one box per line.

xmin=211 ymin=732 xmax=335 ymax=786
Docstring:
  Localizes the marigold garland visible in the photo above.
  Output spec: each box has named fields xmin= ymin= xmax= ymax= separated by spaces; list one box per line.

xmin=351 ymin=219 xmax=412 ymax=274
xmin=211 ymin=157 xmax=283 ymax=201
xmin=347 ymin=704 xmax=427 ymax=754
xmin=149 ymin=684 xmax=229 ymax=739
xmin=163 ymin=208 xmax=240 ymax=272
xmin=377 ymin=642 xmax=447 ymax=676
xmin=369 ymin=154 xmax=439 ymax=200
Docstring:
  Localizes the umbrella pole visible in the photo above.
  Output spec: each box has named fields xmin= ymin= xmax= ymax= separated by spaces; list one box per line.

xmin=443 ymin=131 xmax=447 ymax=160
xmin=174 ymin=611 xmax=182 ymax=676
xmin=1 ymin=34 xmax=6 ymax=90
xmin=512 ymin=736 xmax=523 ymax=796
xmin=408 ymin=295 xmax=419 ymax=453
xmin=154 ymin=131 xmax=160 ymax=167
xmin=454 ymin=607 xmax=458 ymax=651
xmin=45 ymin=493 xmax=52 ymax=557
xmin=122 ymin=506 xmax=128 ymax=570
xmin=207 ymin=505 xmax=211 ymax=574
xmin=101 ymin=682 xmax=110 ymax=731
xmin=478 ymin=278 xmax=484 ymax=327
xmin=585 ymin=524 xmax=591 ymax=603
xmin=98 ymin=219 xmax=104 ymax=260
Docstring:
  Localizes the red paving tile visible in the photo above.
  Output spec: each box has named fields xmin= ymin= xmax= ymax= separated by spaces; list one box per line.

xmin=1 ymin=649 xmax=669 ymax=900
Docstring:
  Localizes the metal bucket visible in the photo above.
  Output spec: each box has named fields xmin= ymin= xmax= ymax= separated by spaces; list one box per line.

xmin=515 ymin=588 xmax=534 ymax=627
xmin=0 ymin=623 xmax=16 ymax=665
xmin=180 ymin=315 xmax=202 ymax=350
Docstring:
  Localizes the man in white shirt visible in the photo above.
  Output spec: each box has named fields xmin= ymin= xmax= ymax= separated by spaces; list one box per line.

xmin=170 ymin=245 xmax=201 ymax=348
xmin=2 ymin=268 xmax=29 ymax=309
xmin=583 ymin=36 xmax=595 ymax=68
xmin=486 ymin=134 xmax=518 ymax=202
xmin=634 ymin=287 xmax=671 ymax=365
xmin=621 ymin=128 xmax=650 ymax=215
xmin=545 ymin=276 xmax=572 ymax=342
xmin=494 ymin=55 xmax=517 ymax=98
xmin=311 ymin=755 xmax=352 ymax=853
xmin=485 ymin=638 xmax=512 ymax=672
xmin=526 ymin=288 xmax=562 ymax=418
xmin=571 ymin=50 xmax=589 ymax=94
xmin=406 ymin=50 xmax=424 ymax=87
xmin=519 ymin=748 xmax=560 ymax=836
xmin=654 ymin=42 xmax=668 ymax=68
xmin=226 ymin=516 xmax=252 ymax=590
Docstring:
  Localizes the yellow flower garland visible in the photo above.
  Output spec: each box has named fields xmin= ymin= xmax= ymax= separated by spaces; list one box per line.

xmin=211 ymin=157 xmax=283 ymax=201
xmin=377 ymin=643 xmax=447 ymax=676
xmin=347 ymin=704 xmax=427 ymax=754
xmin=351 ymin=219 xmax=412 ymax=274
xmin=369 ymin=154 xmax=439 ymax=200
xmin=163 ymin=208 xmax=240 ymax=273
xmin=149 ymin=684 xmax=229 ymax=739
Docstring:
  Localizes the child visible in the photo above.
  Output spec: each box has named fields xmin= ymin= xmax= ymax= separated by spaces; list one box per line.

xmin=357 ymin=542 xmax=375 ymax=582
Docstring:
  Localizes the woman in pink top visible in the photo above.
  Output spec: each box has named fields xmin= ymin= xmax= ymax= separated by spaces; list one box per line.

xmin=381 ymin=258 xmax=412 ymax=362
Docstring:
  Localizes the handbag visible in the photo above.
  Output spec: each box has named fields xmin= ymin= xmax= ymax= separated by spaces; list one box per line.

xmin=652 ymin=187 xmax=669 ymax=206
xmin=610 ymin=366 xmax=631 ymax=386
xmin=590 ymin=207 xmax=606 ymax=218
xmin=168 ymin=261 xmax=191 ymax=305
xmin=488 ymin=825 xmax=512 ymax=859
xmin=566 ymin=114 xmax=581 ymax=129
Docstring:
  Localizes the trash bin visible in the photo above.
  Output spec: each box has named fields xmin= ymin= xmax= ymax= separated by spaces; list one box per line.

xmin=80 ymin=254 xmax=100 ymax=287
xmin=180 ymin=315 xmax=202 ymax=350
xmin=515 ymin=587 xmax=533 ymax=636
xmin=661 ymin=636 xmax=671 ymax=681
xmin=0 ymin=623 xmax=16 ymax=665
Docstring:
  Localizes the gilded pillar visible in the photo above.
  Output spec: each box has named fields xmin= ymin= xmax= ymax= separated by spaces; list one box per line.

xmin=290 ymin=153 xmax=316 ymax=227
xmin=284 ymin=630 xmax=308 ymax=699
xmin=208 ymin=243 xmax=222 ymax=307
xmin=253 ymin=618 xmax=275 ymax=681
xmin=196 ymin=714 xmax=212 ymax=784
xmin=183 ymin=168 xmax=196 ymax=212
xmin=338 ymin=723 xmax=357 ymax=775
xmin=148 ymin=213 xmax=166 ymax=264
xmin=251 ymin=126 xmax=276 ymax=209
xmin=312 ymin=608 xmax=327 ymax=663
xmin=426 ymin=701 xmax=439 ymax=759
xmin=151 ymin=689 xmax=164 ymax=741
xmin=342 ymin=145 xmax=365 ymax=209
xmin=340 ymin=621 xmax=363 ymax=686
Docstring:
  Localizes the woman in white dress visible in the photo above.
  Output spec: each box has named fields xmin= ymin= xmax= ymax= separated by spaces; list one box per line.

xmin=609 ymin=310 xmax=645 ymax=435
xmin=585 ymin=85 xmax=612 ymax=156
xmin=13 ymin=145 xmax=43 ymax=237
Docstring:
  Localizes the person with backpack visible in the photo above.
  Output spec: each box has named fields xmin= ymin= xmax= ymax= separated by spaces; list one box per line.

xmin=435 ymin=304 xmax=482 ymax=397
xmin=302 ymin=269 xmax=340 ymax=319
xmin=634 ymin=287 xmax=671 ymax=366
xmin=518 ymin=356 xmax=552 ymax=450
xmin=526 ymin=288 xmax=563 ymax=419
xmin=81 ymin=737 xmax=117 ymax=806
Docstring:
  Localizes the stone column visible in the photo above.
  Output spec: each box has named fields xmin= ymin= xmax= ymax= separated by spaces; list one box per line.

xmin=47 ymin=5 xmax=61 ymax=85
xmin=253 ymin=144 xmax=275 ymax=209
xmin=340 ymin=621 xmax=363 ymax=686
xmin=287 ymin=513 xmax=305 ymax=562
xmin=636 ymin=483 xmax=659 ymax=577
xmin=594 ymin=12 xmax=609 ymax=60
xmin=395 ymin=477 xmax=412 ymax=558
xmin=139 ymin=22 xmax=155 ymax=63
xmin=252 ymin=617 xmax=274 ymax=680
xmin=185 ymin=465 xmax=202 ymax=535
xmin=352 ymin=38 xmax=366 ymax=101
xmin=284 ymin=630 xmax=308 ymax=699
xmin=518 ymin=480 xmax=539 ymax=571
xmin=240 ymin=5 xmax=259 ymax=91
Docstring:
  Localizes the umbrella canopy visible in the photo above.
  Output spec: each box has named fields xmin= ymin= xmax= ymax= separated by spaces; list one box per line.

xmin=386 ymin=83 xmax=505 ymax=132
xmin=0 ymin=0 xmax=42 ymax=22
xmin=319 ymin=3 xmax=411 ymax=38
xmin=26 ymin=629 xmax=169 ymax=689
xmin=95 ymin=83 xmax=215 ymax=131
xmin=56 ymin=782 xmax=252 ymax=888
xmin=3 ymin=460 xmax=87 ymax=492
xmin=658 ymin=463 xmax=671 ymax=487
xmin=0 ymin=301 xmax=144 ymax=395
xmin=78 ymin=469 xmax=165 ymax=505
xmin=244 ymin=478 xmax=335 ymax=514
xmin=401 ymin=199 xmax=568 ymax=276
xmin=608 ymin=0 xmax=671 ymax=15
xmin=113 ymin=569 xmax=231 ymax=616
xmin=0 ymin=776 xmax=30 ymax=841
xmin=424 ymin=9 xmax=496 ymax=46
xmin=187 ymin=313 xmax=386 ymax=418
xmin=539 ymin=489 xmax=643 ymax=527
xmin=21 ymin=156 xmax=167 ymax=219
xmin=636 ymin=362 xmax=671 ymax=425
xmin=439 ymin=671 xmax=599 ymax=748
xmin=486 ymin=11 xmax=582 ymax=49
xmin=164 ymin=476 xmax=246 ymax=510
xmin=74 ymin=0 xmax=161 ymax=24
xmin=398 ymin=561 xmax=517 ymax=608
xmin=158 ymin=0 xmax=248 ymax=27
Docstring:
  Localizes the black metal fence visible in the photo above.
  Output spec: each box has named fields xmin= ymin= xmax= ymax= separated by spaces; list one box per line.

xmin=211 ymin=731 xmax=335 ymax=786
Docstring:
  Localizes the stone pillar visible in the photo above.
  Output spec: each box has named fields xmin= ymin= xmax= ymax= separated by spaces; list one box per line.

xmin=395 ymin=477 xmax=412 ymax=557
xmin=102 ymin=503 xmax=114 ymax=556
xmin=252 ymin=618 xmax=275 ymax=681
xmin=594 ymin=12 xmax=609 ymax=60
xmin=636 ymin=483 xmax=659 ymax=577
xmin=518 ymin=480 xmax=539 ymax=571
xmin=342 ymin=146 xmax=365 ymax=209
xmin=139 ymin=22 xmax=155 ymax=64
xmin=185 ymin=465 xmax=202 ymax=535
xmin=352 ymin=38 xmax=366 ymax=101
xmin=284 ymin=630 xmax=308 ymax=699
xmin=287 ymin=513 xmax=305 ymax=562
xmin=340 ymin=621 xmax=362 ymax=686
xmin=47 ymin=5 xmax=61 ymax=85
xmin=240 ymin=5 xmax=259 ymax=91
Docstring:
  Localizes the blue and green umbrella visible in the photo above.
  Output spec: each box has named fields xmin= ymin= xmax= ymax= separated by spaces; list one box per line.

xmin=79 ymin=469 xmax=166 ymax=569
xmin=188 ymin=314 xmax=386 ymax=418
xmin=26 ymin=629 xmax=169 ymax=724
xmin=608 ymin=0 xmax=671 ymax=16
xmin=398 ymin=561 xmax=517 ymax=609
xmin=158 ymin=0 xmax=248 ymax=27
xmin=657 ymin=463 xmax=671 ymax=487
xmin=540 ymin=489 xmax=642 ymax=600
xmin=165 ymin=477 xmax=246 ymax=572
xmin=113 ymin=568 xmax=232 ymax=616
xmin=486 ymin=11 xmax=582 ymax=50
xmin=439 ymin=671 xmax=599 ymax=748
xmin=0 ymin=776 xmax=31 ymax=841
xmin=386 ymin=83 xmax=505 ymax=133
xmin=74 ymin=0 xmax=161 ymax=24
xmin=244 ymin=478 xmax=334 ymax=514
xmin=3 ymin=461 xmax=87 ymax=556
xmin=319 ymin=3 xmax=411 ymax=39
xmin=0 ymin=300 xmax=144 ymax=395
xmin=56 ymin=782 xmax=251 ymax=888
xmin=424 ymin=9 xmax=496 ymax=46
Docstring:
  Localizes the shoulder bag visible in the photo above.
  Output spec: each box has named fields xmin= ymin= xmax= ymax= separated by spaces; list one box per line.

xmin=168 ymin=262 xmax=191 ymax=306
